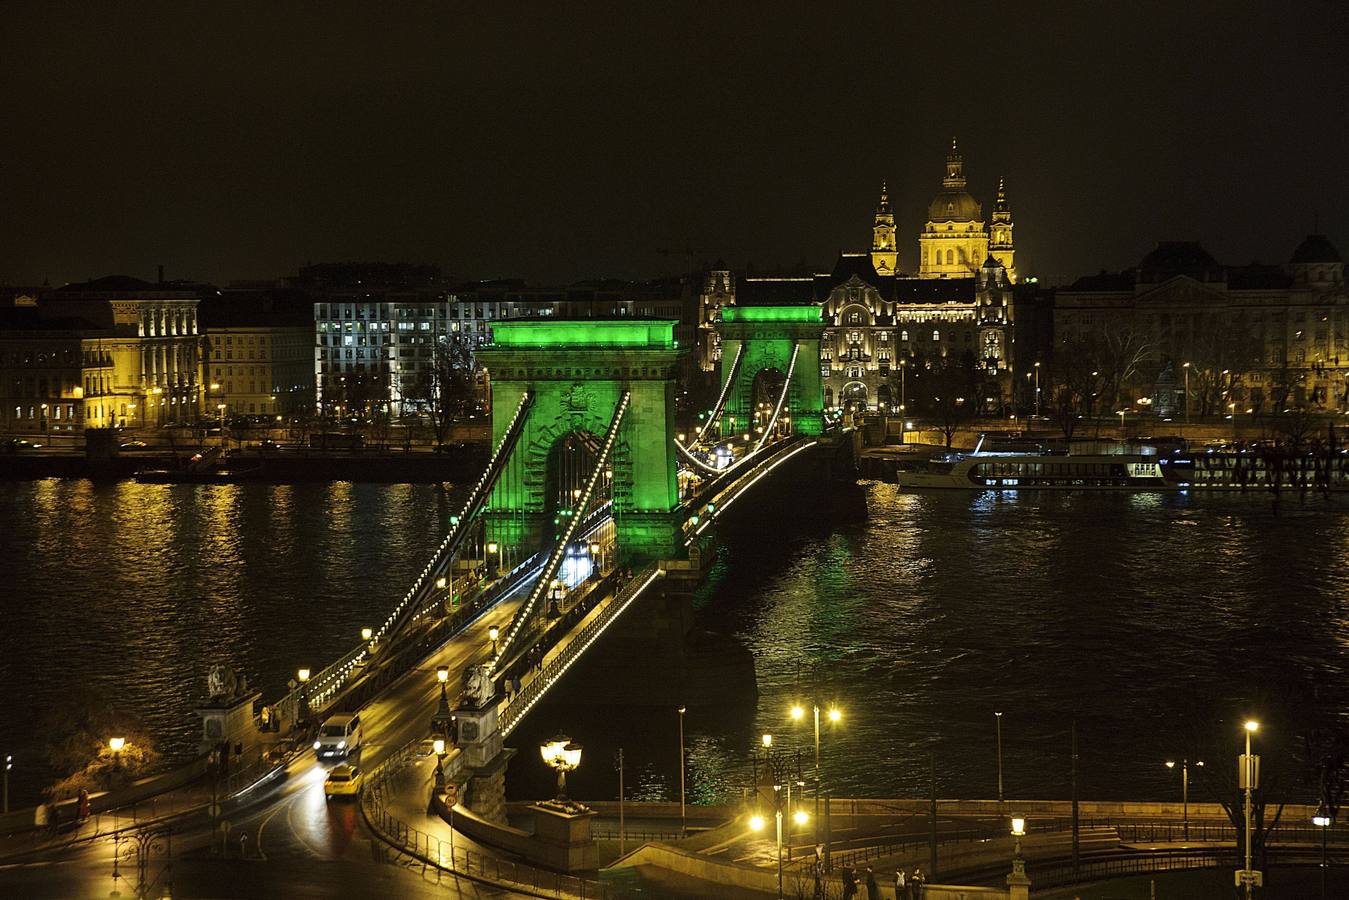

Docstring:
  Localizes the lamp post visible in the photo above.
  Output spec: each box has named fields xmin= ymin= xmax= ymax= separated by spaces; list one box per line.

xmin=995 ymin=711 xmax=1005 ymax=809
xmin=432 ymin=665 xmax=453 ymax=738
xmin=1229 ymin=401 xmax=1238 ymax=444
xmin=217 ymin=403 xmax=227 ymax=448
xmin=677 ymin=706 xmax=687 ymax=834
xmin=900 ymin=358 xmax=908 ymax=442
xmin=486 ymin=541 xmax=499 ymax=577
xmin=488 ymin=625 xmax=499 ymax=657
xmin=1313 ymin=805 xmax=1332 ymax=900
xmin=1033 ymin=361 xmax=1041 ymax=419
xmin=1007 ymin=816 xmax=1030 ymax=894
xmin=1182 ymin=362 xmax=1191 ymax=424
xmin=433 ymin=737 xmax=446 ymax=790
xmin=296 ymin=668 xmax=311 ymax=728
xmin=1165 ymin=758 xmax=1203 ymax=841
xmin=110 ymin=737 xmax=126 ymax=771
xmin=790 ymin=701 xmax=842 ymax=870
xmin=1238 ymin=720 xmax=1261 ymax=898
xmin=749 ymin=762 xmax=807 ymax=900
xmin=3 ymin=753 xmax=9 ymax=814
xmin=361 ymin=626 xmax=373 ymax=644
xmin=152 ymin=386 xmax=164 ymax=428
xmin=539 ymin=734 xmax=582 ymax=802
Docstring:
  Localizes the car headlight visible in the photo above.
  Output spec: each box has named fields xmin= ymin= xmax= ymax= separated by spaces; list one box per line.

xmin=313 ymin=740 xmax=322 ymax=750
xmin=337 ymin=741 xmax=346 ymax=749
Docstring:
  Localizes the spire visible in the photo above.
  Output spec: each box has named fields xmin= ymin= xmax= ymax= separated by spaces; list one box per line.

xmin=877 ymin=180 xmax=891 ymax=214
xmin=943 ymin=137 xmax=966 ymax=189
xmin=995 ymin=176 xmax=1008 ymax=212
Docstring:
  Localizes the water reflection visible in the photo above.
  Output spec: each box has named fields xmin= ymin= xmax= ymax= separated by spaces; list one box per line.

xmin=4 ymin=480 xmax=1349 ymax=808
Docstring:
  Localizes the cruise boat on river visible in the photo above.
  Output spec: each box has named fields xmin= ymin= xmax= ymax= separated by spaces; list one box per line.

xmin=898 ymin=437 xmax=1349 ymax=492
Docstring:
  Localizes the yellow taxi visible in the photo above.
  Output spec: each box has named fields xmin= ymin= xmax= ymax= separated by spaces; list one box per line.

xmin=324 ymin=764 xmax=363 ymax=800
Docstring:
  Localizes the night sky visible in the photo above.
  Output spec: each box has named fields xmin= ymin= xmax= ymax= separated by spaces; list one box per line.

xmin=3 ymin=2 xmax=1347 ymax=287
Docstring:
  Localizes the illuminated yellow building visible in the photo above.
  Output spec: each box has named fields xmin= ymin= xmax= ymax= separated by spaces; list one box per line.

xmin=39 ymin=276 xmax=204 ymax=428
xmin=870 ymin=181 xmax=899 ymax=275
xmin=917 ymin=138 xmax=1016 ymax=281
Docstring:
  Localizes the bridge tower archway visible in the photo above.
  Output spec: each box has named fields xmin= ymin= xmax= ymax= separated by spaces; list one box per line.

xmin=716 ymin=305 xmax=826 ymax=438
xmin=477 ymin=320 xmax=684 ymax=563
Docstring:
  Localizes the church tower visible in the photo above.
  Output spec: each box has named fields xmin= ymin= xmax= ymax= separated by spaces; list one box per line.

xmin=919 ymin=138 xmax=988 ymax=278
xmin=989 ymin=176 xmax=1016 ymax=282
xmin=870 ymin=181 xmax=898 ymax=275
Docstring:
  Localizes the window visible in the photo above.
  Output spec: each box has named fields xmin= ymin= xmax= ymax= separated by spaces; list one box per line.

xmin=900 ymin=330 xmax=909 ymax=342
xmin=945 ymin=250 xmax=954 ymax=265
xmin=932 ymin=330 xmax=941 ymax=341
xmin=848 ymin=311 xmax=861 ymax=324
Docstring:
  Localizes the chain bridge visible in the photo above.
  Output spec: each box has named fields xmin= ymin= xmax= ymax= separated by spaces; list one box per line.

xmin=260 ymin=305 xmax=852 ymax=828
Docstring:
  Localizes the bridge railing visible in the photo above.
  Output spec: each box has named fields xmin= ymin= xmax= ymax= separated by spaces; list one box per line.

xmin=265 ymin=393 xmax=536 ymax=730
xmin=500 ymin=561 xmax=664 ymax=737
xmin=377 ymin=389 xmax=535 ymax=648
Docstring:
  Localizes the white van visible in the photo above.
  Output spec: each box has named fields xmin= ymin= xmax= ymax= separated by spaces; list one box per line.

xmin=313 ymin=713 xmax=363 ymax=759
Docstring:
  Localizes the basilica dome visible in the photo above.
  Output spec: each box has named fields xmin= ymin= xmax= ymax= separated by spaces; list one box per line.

xmin=928 ymin=190 xmax=982 ymax=224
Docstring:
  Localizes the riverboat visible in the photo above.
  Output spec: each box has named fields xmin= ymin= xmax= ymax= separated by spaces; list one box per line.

xmin=899 ymin=440 xmax=1349 ymax=493
xmin=900 ymin=452 xmax=1172 ymax=490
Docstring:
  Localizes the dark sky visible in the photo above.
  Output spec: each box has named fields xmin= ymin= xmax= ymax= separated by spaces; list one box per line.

xmin=3 ymin=2 xmax=1347 ymax=287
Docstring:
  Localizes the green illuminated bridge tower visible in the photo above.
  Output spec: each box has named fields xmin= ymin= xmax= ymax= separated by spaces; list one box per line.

xmin=476 ymin=319 xmax=685 ymax=562
xmin=717 ymin=304 xmax=827 ymax=440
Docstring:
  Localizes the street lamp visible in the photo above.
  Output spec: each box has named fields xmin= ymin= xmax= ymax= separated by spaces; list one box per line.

xmin=488 ymin=625 xmax=499 ymax=656
xmin=1238 ymin=720 xmax=1262 ymax=898
xmin=361 ymin=626 xmax=373 ymax=643
xmin=677 ymin=706 xmax=687 ymax=834
xmin=539 ymin=734 xmax=582 ymax=802
xmin=296 ymin=668 xmax=311 ymax=727
xmin=432 ymin=665 xmax=452 ymax=736
xmin=790 ymin=702 xmax=842 ymax=871
xmin=1182 ymin=362 xmax=1191 ymax=423
xmin=1313 ymin=804 xmax=1333 ymax=900
xmin=1033 ymin=361 xmax=1041 ymax=419
xmin=109 ymin=737 xmax=126 ymax=754
xmin=1165 ymin=758 xmax=1203 ymax=841
xmin=486 ymin=541 xmax=499 ymax=577
xmin=995 ymin=711 xmax=1005 ymax=809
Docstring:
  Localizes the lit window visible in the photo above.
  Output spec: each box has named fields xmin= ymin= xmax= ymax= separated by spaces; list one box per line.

xmin=932 ymin=330 xmax=941 ymax=341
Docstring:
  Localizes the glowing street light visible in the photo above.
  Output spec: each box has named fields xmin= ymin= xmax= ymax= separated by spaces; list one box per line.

xmin=488 ymin=625 xmax=500 ymax=656
xmin=539 ymin=734 xmax=582 ymax=801
xmin=1238 ymin=720 xmax=1261 ymax=897
xmin=361 ymin=626 xmax=373 ymax=642
xmin=749 ymin=814 xmax=765 ymax=831
xmin=109 ymin=737 xmax=126 ymax=753
xmin=1165 ymin=758 xmax=1203 ymax=840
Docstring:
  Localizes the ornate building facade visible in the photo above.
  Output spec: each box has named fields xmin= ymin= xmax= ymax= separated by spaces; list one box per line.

xmin=717 ymin=141 xmax=1021 ymax=412
xmin=1056 ymin=238 xmax=1349 ymax=414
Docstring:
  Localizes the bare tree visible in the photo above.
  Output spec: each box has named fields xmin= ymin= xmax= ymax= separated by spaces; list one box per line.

xmin=400 ymin=332 xmax=481 ymax=445
xmin=1046 ymin=336 xmax=1110 ymax=442
xmin=1097 ymin=324 xmax=1158 ymax=411
xmin=920 ymin=356 xmax=979 ymax=448
xmin=1189 ymin=316 xmax=1264 ymax=417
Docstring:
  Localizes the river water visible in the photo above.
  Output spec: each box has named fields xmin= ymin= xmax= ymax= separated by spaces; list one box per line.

xmin=3 ymin=479 xmax=1347 ymax=808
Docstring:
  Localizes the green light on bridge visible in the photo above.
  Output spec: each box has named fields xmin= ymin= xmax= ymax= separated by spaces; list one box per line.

xmin=721 ymin=306 xmax=822 ymax=323
xmin=489 ymin=319 xmax=678 ymax=349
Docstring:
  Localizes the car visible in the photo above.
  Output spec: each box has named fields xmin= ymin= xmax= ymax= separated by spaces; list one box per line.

xmin=120 ymin=440 xmax=149 ymax=449
xmin=313 ymin=713 xmax=363 ymax=759
xmin=324 ymin=764 xmax=362 ymax=800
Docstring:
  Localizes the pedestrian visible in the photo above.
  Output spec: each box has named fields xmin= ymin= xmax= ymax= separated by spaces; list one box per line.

xmin=864 ymin=866 xmax=879 ymax=900
xmin=895 ymin=868 xmax=906 ymax=898
xmin=512 ymin=674 xmax=521 ymax=697
xmin=912 ymin=867 xmax=925 ymax=895
xmin=77 ymin=788 xmax=91 ymax=823
xmin=841 ymin=865 xmax=858 ymax=900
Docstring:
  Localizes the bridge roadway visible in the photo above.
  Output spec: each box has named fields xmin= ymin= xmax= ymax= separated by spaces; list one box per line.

xmin=0 ymin=577 xmax=542 ymax=899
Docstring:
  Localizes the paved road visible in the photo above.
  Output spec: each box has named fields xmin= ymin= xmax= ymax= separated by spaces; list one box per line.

xmin=0 ymin=582 xmax=534 ymax=899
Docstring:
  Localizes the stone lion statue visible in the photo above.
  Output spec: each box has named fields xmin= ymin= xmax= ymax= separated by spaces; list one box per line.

xmin=460 ymin=664 xmax=493 ymax=708
xmin=207 ymin=665 xmax=237 ymax=701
